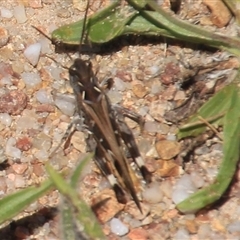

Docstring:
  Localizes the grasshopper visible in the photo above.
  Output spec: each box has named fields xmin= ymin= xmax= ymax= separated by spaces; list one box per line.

xmin=35 ymin=0 xmax=151 ymax=212
xmin=69 ymin=58 xmax=151 ymax=211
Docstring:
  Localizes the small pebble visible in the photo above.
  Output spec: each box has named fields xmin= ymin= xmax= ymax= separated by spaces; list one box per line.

xmin=24 ymin=43 xmax=41 ymax=66
xmin=0 ymin=7 xmax=13 ymax=18
xmin=70 ymin=131 xmax=86 ymax=152
xmin=128 ymin=228 xmax=148 ymax=240
xmin=144 ymin=121 xmax=158 ymax=133
xmin=132 ymin=84 xmax=148 ymax=98
xmin=32 ymin=133 xmax=51 ymax=151
xmin=35 ymin=89 xmax=54 ymax=104
xmin=227 ymin=221 xmax=240 ymax=233
xmin=21 ymin=72 xmax=41 ymax=88
xmin=113 ymin=77 xmax=126 ymax=91
xmin=147 ymin=65 xmax=160 ymax=76
xmin=34 ymin=149 xmax=49 ymax=161
xmin=142 ymin=183 xmax=164 ymax=204
xmin=155 ymin=140 xmax=181 ymax=160
xmin=54 ymin=94 xmax=76 ymax=116
xmin=16 ymin=115 xmax=38 ymax=130
xmin=13 ymin=5 xmax=27 ymax=23
xmin=194 ymin=145 xmax=210 ymax=155
xmin=128 ymin=219 xmax=142 ymax=228
xmin=0 ymin=75 xmax=12 ymax=85
xmin=110 ymin=218 xmax=129 ymax=236
xmin=166 ymin=134 xmax=177 ymax=141
xmin=160 ymin=180 xmax=173 ymax=199
xmin=190 ymin=171 xmax=205 ymax=188
xmin=5 ymin=137 xmax=21 ymax=159
xmin=0 ymin=27 xmax=9 ymax=48
xmin=0 ymin=90 xmax=28 ymax=115
xmin=12 ymin=163 xmax=28 ymax=174
xmin=174 ymin=228 xmax=190 ymax=240
xmin=0 ymin=113 xmax=12 ymax=126
xmin=172 ymin=174 xmax=197 ymax=205
xmin=29 ymin=0 xmax=43 ymax=8
xmin=16 ymin=136 xmax=32 ymax=151
xmin=14 ymin=175 xmax=26 ymax=188
xmin=45 ymin=66 xmax=62 ymax=82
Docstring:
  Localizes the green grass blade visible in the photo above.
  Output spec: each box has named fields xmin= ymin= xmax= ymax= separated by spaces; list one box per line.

xmin=46 ymin=163 xmax=105 ymax=240
xmin=52 ymin=1 xmax=121 ymax=45
xmin=178 ymin=83 xmax=235 ymax=139
xmin=177 ymin=79 xmax=240 ymax=213
xmin=61 ymin=202 xmax=77 ymax=240
xmin=0 ymin=179 xmax=53 ymax=224
xmin=70 ymin=153 xmax=93 ymax=189
xmin=88 ymin=5 xmax=137 ymax=43
xmin=52 ymin=0 xmax=240 ymax=56
xmin=127 ymin=0 xmax=240 ymax=56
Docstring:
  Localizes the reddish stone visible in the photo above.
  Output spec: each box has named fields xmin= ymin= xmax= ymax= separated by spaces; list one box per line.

xmin=0 ymin=90 xmax=28 ymax=115
xmin=128 ymin=228 xmax=149 ymax=240
xmin=16 ymin=136 xmax=32 ymax=151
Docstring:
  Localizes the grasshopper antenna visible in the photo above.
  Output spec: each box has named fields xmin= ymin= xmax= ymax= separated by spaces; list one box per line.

xmin=79 ymin=0 xmax=90 ymax=50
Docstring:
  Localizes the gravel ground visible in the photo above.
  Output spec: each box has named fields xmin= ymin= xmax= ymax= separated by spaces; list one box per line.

xmin=1 ymin=0 xmax=240 ymax=239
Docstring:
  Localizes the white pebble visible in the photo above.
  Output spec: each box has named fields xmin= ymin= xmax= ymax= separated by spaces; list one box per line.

xmin=172 ymin=174 xmax=197 ymax=205
xmin=148 ymin=65 xmax=160 ymax=75
xmin=110 ymin=218 xmax=129 ymax=236
xmin=54 ymin=94 xmax=76 ymax=116
xmin=0 ymin=113 xmax=12 ymax=126
xmin=227 ymin=221 xmax=240 ymax=233
xmin=45 ymin=66 xmax=62 ymax=82
xmin=151 ymin=83 xmax=161 ymax=95
xmin=144 ymin=121 xmax=158 ymax=133
xmin=138 ymin=106 xmax=149 ymax=116
xmin=142 ymin=182 xmax=164 ymax=203
xmin=21 ymin=72 xmax=41 ymax=88
xmin=38 ymin=37 xmax=52 ymax=54
xmin=0 ymin=75 xmax=12 ymax=85
xmin=24 ymin=43 xmax=41 ymax=66
xmin=32 ymin=133 xmax=51 ymax=151
xmin=34 ymin=149 xmax=49 ymax=161
xmin=128 ymin=219 xmax=141 ymax=228
xmin=13 ymin=5 xmax=27 ymax=23
xmin=0 ymin=7 xmax=13 ymax=18
xmin=5 ymin=137 xmax=21 ymax=159
xmin=16 ymin=116 xmax=38 ymax=131
xmin=190 ymin=172 xmax=205 ymax=188
xmin=160 ymin=180 xmax=173 ymax=199
xmin=113 ymin=77 xmax=126 ymax=91
xmin=35 ymin=89 xmax=54 ymax=104
xmin=174 ymin=228 xmax=190 ymax=240
xmin=166 ymin=134 xmax=177 ymax=141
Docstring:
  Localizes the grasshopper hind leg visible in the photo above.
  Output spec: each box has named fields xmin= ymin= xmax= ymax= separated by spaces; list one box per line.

xmin=94 ymin=146 xmax=128 ymax=204
xmin=111 ymin=105 xmax=152 ymax=183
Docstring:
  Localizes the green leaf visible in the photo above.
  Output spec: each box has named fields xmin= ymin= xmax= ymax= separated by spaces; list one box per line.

xmin=177 ymin=77 xmax=240 ymax=213
xmin=70 ymin=153 xmax=94 ymax=189
xmin=53 ymin=0 xmax=240 ymax=56
xmin=46 ymin=163 xmax=105 ymax=240
xmin=52 ymin=1 xmax=121 ymax=45
xmin=178 ymin=83 xmax=235 ymax=139
xmin=0 ymin=179 xmax=53 ymax=224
